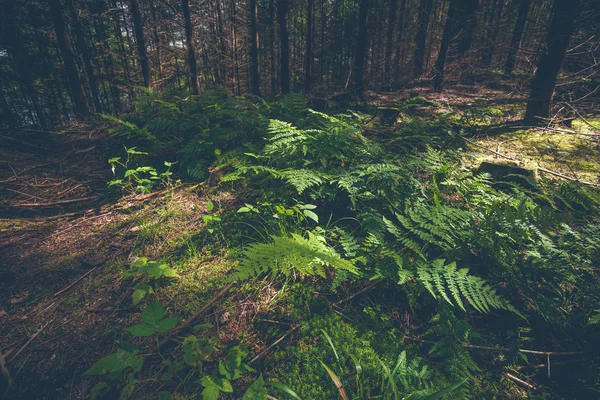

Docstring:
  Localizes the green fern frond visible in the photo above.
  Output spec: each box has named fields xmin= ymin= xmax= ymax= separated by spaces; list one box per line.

xmin=235 ymin=232 xmax=358 ymax=281
xmin=414 ymin=259 xmax=512 ymax=313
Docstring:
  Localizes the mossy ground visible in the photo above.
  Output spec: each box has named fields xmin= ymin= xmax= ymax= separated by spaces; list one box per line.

xmin=1 ymin=86 xmax=597 ymax=399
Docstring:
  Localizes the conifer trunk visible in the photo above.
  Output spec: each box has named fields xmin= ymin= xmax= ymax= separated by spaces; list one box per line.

xmin=250 ymin=0 xmax=261 ymax=96
xmin=278 ymin=0 xmax=290 ymax=94
xmin=182 ymin=0 xmax=199 ymax=95
xmin=504 ymin=0 xmax=531 ymax=76
xmin=48 ymin=0 xmax=88 ymax=118
xmin=129 ymin=0 xmax=150 ymax=87
xmin=524 ymin=0 xmax=581 ymax=122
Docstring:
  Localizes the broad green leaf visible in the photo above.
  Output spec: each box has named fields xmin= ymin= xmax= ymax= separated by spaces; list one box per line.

xmin=84 ymin=352 xmax=123 ymax=375
xmin=207 ymin=201 xmax=215 ymax=212
xmin=303 ymin=210 xmax=319 ymax=223
xmin=155 ymin=317 xmax=179 ymax=333
xmin=201 ymin=385 xmax=220 ymax=400
xmin=142 ymin=301 xmax=165 ymax=325
xmin=127 ymin=323 xmax=155 ymax=337
xmin=162 ymin=268 xmax=178 ymax=278
xmin=243 ymin=375 xmax=267 ymax=400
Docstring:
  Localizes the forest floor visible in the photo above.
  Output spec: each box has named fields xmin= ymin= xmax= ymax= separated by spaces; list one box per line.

xmin=1 ymin=84 xmax=599 ymax=399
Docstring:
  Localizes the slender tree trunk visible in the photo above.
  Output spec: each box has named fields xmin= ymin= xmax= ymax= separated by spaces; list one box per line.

xmin=129 ymin=0 xmax=150 ymax=87
xmin=48 ymin=0 xmax=88 ymax=117
xmin=504 ymin=0 xmax=531 ymax=76
xmin=65 ymin=0 xmax=101 ymax=112
xmin=0 ymin=77 xmax=17 ymax=128
xmin=481 ymin=0 xmax=504 ymax=68
xmin=433 ymin=0 xmax=458 ymax=91
xmin=215 ymin=0 xmax=228 ymax=84
xmin=351 ymin=0 xmax=369 ymax=96
xmin=278 ymin=0 xmax=290 ymax=94
xmin=413 ymin=0 xmax=432 ymax=77
xmin=392 ymin=0 xmax=406 ymax=83
xmin=231 ymin=0 xmax=241 ymax=95
xmin=249 ymin=0 xmax=261 ymax=95
xmin=148 ymin=0 xmax=164 ymax=90
xmin=182 ymin=0 xmax=199 ymax=95
xmin=384 ymin=0 xmax=397 ymax=82
xmin=455 ymin=0 xmax=478 ymax=58
xmin=524 ymin=0 xmax=581 ymax=123
xmin=304 ymin=0 xmax=313 ymax=92
xmin=269 ymin=0 xmax=277 ymax=95
xmin=93 ymin=0 xmax=121 ymax=112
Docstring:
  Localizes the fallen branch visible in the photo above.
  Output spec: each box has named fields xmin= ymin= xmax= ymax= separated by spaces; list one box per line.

xmin=504 ymin=372 xmax=537 ymax=391
xmin=9 ymin=195 xmax=98 ymax=208
xmin=333 ymin=281 xmax=380 ymax=307
xmin=9 ymin=320 xmax=53 ymax=362
xmin=159 ymin=281 xmax=236 ymax=349
xmin=0 ymin=352 xmax=12 ymax=394
xmin=54 ymin=267 xmax=97 ymax=297
xmin=404 ymin=337 xmax=582 ymax=356
xmin=250 ymin=324 xmax=300 ymax=364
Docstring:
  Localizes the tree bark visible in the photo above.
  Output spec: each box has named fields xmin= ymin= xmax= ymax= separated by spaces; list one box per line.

xmin=269 ymin=0 xmax=277 ymax=95
xmin=351 ymin=0 xmax=369 ymax=96
xmin=129 ymin=0 xmax=150 ymax=87
xmin=524 ymin=0 xmax=581 ymax=122
xmin=278 ymin=0 xmax=290 ymax=94
xmin=432 ymin=0 xmax=477 ymax=91
xmin=65 ymin=0 xmax=101 ymax=112
xmin=182 ymin=0 xmax=199 ymax=95
xmin=304 ymin=0 xmax=313 ymax=92
xmin=93 ymin=0 xmax=121 ymax=112
xmin=48 ymin=0 xmax=88 ymax=118
xmin=0 ymin=77 xmax=17 ymax=128
xmin=504 ymin=0 xmax=532 ymax=76
xmin=384 ymin=0 xmax=398 ymax=82
xmin=481 ymin=0 xmax=504 ymax=68
xmin=413 ymin=0 xmax=432 ymax=77
xmin=250 ymin=0 xmax=261 ymax=95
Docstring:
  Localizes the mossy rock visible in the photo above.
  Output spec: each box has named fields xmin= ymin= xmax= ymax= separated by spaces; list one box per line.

xmin=477 ymin=160 xmax=538 ymax=188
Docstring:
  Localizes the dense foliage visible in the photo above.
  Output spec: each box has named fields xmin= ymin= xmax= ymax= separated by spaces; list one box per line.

xmin=81 ymin=90 xmax=600 ymax=399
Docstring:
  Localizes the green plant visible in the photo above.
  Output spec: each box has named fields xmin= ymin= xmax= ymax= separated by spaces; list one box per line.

xmin=235 ymin=232 xmax=358 ymax=280
xmin=126 ymin=300 xmax=179 ymax=337
xmin=124 ymin=257 xmax=178 ymax=305
xmin=108 ymin=147 xmax=177 ymax=194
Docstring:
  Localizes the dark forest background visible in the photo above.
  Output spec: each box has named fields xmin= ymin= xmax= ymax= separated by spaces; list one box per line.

xmin=1 ymin=0 xmax=599 ymax=129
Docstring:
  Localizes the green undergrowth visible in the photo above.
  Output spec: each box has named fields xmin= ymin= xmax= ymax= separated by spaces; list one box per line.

xmin=81 ymin=89 xmax=600 ymax=399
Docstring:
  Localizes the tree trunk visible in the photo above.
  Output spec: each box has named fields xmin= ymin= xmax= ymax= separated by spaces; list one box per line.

xmin=93 ymin=0 xmax=121 ymax=112
xmin=432 ymin=0 xmax=458 ymax=91
xmin=148 ymin=0 xmax=164 ymax=90
xmin=48 ymin=0 xmax=88 ymax=118
xmin=455 ymin=0 xmax=478 ymax=58
xmin=182 ymin=0 xmax=199 ymax=95
xmin=304 ymin=0 xmax=313 ymax=92
xmin=413 ymin=0 xmax=432 ymax=77
xmin=129 ymin=0 xmax=150 ymax=87
xmin=384 ymin=0 xmax=397 ymax=82
xmin=269 ymin=0 xmax=277 ymax=95
xmin=0 ymin=77 xmax=17 ymax=128
xmin=65 ymin=0 xmax=101 ymax=112
xmin=351 ymin=0 xmax=369 ymax=96
xmin=392 ymin=0 xmax=406 ymax=83
xmin=250 ymin=0 xmax=261 ymax=95
xmin=524 ymin=0 xmax=581 ymax=123
xmin=278 ymin=0 xmax=290 ymax=94
xmin=481 ymin=0 xmax=504 ymax=68
xmin=504 ymin=0 xmax=531 ymax=76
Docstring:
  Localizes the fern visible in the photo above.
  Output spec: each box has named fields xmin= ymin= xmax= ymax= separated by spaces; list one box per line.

xmin=235 ymin=232 xmax=358 ymax=281
xmin=413 ymin=259 xmax=512 ymax=313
